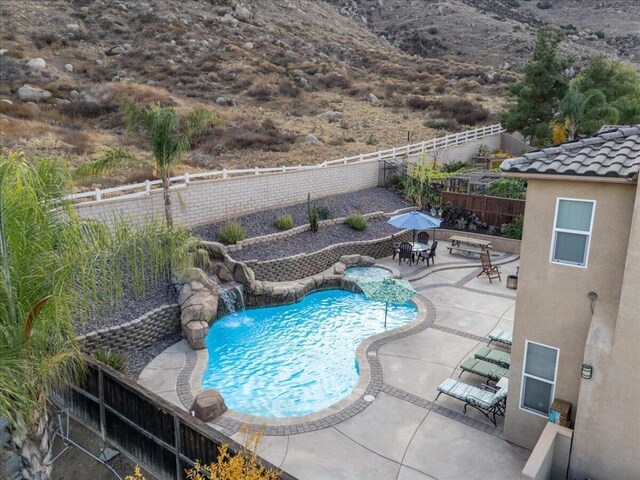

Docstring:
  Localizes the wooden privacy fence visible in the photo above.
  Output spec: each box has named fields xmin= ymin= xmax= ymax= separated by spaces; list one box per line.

xmin=55 ymin=356 xmax=297 ymax=480
xmin=442 ymin=192 xmax=526 ymax=227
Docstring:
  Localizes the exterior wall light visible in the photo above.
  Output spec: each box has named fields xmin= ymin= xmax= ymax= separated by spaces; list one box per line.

xmin=581 ymin=364 xmax=593 ymax=379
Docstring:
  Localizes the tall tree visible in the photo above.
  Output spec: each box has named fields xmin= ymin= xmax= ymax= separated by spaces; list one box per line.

xmin=0 ymin=152 xmax=198 ymax=478
xmin=78 ymin=102 xmax=217 ymax=227
xmin=500 ymin=27 xmax=571 ymax=146
xmin=564 ymin=56 xmax=640 ymax=131
xmin=557 ymin=88 xmax=618 ymax=140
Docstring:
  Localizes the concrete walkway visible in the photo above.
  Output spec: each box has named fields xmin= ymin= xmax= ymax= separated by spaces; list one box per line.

xmin=140 ymin=251 xmax=529 ymax=479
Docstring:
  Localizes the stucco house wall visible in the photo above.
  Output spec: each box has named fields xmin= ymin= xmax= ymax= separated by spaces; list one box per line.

xmin=504 ymin=178 xmax=636 ymax=449
xmin=569 ymin=181 xmax=640 ymax=480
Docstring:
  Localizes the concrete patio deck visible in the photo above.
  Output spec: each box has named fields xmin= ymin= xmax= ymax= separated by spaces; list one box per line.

xmin=139 ymin=250 xmax=528 ymax=479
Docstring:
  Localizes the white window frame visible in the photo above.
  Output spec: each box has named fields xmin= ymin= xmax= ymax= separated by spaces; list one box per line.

xmin=520 ymin=340 xmax=560 ymax=418
xmin=549 ymin=197 xmax=596 ymax=268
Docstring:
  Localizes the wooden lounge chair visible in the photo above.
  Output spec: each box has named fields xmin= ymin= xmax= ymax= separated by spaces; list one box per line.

xmin=488 ymin=328 xmax=512 ymax=348
xmin=474 ymin=346 xmax=510 ymax=368
xmin=417 ymin=231 xmax=430 ymax=244
xmin=398 ymin=241 xmax=413 ymax=266
xmin=459 ymin=358 xmax=509 ymax=383
xmin=436 ymin=378 xmax=508 ymax=425
xmin=418 ymin=241 xmax=438 ymax=266
xmin=477 ymin=252 xmax=501 ymax=283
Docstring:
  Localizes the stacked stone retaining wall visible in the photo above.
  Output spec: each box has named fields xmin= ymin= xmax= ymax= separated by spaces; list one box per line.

xmin=245 ymin=230 xmax=413 ymax=282
xmin=77 ymin=304 xmax=181 ymax=352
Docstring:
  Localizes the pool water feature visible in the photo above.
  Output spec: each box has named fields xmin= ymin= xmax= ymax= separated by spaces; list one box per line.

xmin=344 ymin=265 xmax=393 ymax=280
xmin=203 ymin=289 xmax=417 ymax=418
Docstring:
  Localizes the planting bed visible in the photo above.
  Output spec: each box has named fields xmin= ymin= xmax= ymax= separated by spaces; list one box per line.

xmin=76 ymin=278 xmax=177 ymax=336
xmin=231 ymin=218 xmax=400 ymax=262
xmin=194 ymin=187 xmax=409 ymax=241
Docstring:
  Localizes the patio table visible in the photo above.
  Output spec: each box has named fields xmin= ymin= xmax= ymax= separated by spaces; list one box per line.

xmin=410 ymin=242 xmax=430 ymax=253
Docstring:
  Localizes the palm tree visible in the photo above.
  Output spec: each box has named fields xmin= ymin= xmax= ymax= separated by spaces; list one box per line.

xmin=77 ymin=102 xmax=217 ymax=227
xmin=558 ymin=88 xmax=619 ymax=140
xmin=0 ymin=151 xmax=199 ymax=478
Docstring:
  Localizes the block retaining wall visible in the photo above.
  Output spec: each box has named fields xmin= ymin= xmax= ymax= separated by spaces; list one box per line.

xmin=228 ymin=206 xmax=417 ymax=252
xmin=77 ymin=304 xmax=181 ymax=352
xmin=244 ymin=230 xmax=413 ymax=282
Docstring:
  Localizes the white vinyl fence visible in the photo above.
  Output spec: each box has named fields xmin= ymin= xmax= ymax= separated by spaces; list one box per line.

xmin=66 ymin=124 xmax=504 ymax=205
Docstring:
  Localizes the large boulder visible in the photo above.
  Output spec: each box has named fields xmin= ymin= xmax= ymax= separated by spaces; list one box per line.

xmin=201 ymin=241 xmax=228 ymax=260
xmin=220 ymin=13 xmax=239 ymax=27
xmin=191 ymin=389 xmax=227 ymax=421
xmin=339 ymin=254 xmax=375 ymax=267
xmin=18 ymin=85 xmax=52 ymax=102
xmin=182 ymin=321 xmax=208 ymax=350
xmin=175 ymin=268 xmax=219 ymax=348
xmin=212 ymin=262 xmax=234 ymax=283
xmin=234 ymin=4 xmax=252 ymax=22
xmin=179 ymin=291 xmax=218 ymax=326
xmin=26 ymin=58 xmax=46 ymax=70
xmin=305 ymin=133 xmax=321 ymax=144
xmin=233 ymin=262 xmax=255 ymax=290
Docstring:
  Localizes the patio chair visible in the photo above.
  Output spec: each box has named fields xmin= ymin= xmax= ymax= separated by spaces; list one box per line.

xmin=436 ymin=378 xmax=508 ymax=426
xmin=398 ymin=241 xmax=413 ymax=266
xmin=488 ymin=328 xmax=512 ymax=348
xmin=477 ymin=252 xmax=501 ymax=283
xmin=417 ymin=231 xmax=430 ymax=244
xmin=474 ymin=346 xmax=510 ymax=368
xmin=391 ymin=234 xmax=401 ymax=260
xmin=459 ymin=358 xmax=509 ymax=383
xmin=418 ymin=241 xmax=438 ymax=266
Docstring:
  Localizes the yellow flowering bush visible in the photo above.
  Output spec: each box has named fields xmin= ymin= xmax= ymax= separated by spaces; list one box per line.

xmin=126 ymin=427 xmax=279 ymax=480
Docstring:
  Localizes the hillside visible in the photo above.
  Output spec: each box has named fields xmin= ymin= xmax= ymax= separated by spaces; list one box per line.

xmin=329 ymin=0 xmax=640 ymax=70
xmin=0 ymin=0 xmax=516 ymax=188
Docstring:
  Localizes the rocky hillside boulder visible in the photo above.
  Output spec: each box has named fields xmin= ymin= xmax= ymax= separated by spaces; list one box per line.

xmin=18 ymin=85 xmax=52 ymax=102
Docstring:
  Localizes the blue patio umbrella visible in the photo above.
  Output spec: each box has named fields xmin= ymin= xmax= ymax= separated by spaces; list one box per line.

xmin=388 ymin=211 xmax=442 ymax=241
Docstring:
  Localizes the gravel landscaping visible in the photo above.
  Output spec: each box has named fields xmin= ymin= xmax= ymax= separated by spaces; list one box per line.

xmin=194 ymin=187 xmax=409 ymax=241
xmin=232 ymin=217 xmax=401 ymax=262
xmin=76 ymin=278 xmax=177 ymax=335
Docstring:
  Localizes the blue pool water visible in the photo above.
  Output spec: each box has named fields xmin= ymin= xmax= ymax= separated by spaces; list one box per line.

xmin=203 ymin=289 xmax=417 ymax=418
xmin=344 ymin=265 xmax=393 ymax=280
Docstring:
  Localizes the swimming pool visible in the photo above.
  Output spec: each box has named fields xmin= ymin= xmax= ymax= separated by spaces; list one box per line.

xmin=343 ymin=265 xmax=393 ymax=280
xmin=202 ymin=289 xmax=417 ymax=418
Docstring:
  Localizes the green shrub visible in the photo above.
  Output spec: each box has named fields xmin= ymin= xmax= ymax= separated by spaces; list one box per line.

xmin=427 ymin=27 xmax=439 ymax=34
xmin=536 ymin=1 xmax=551 ymax=9
xmin=425 ymin=118 xmax=455 ymax=130
xmin=442 ymin=161 xmax=468 ymax=173
xmin=93 ymin=349 xmax=127 ymax=373
xmin=345 ymin=214 xmax=368 ymax=231
xmin=389 ymin=175 xmax=404 ymax=187
xmin=501 ymin=216 xmax=524 ymax=239
xmin=316 ymin=205 xmax=330 ymax=220
xmin=218 ymin=221 xmax=246 ymax=244
xmin=487 ymin=179 xmax=527 ymax=199
xmin=274 ymin=214 xmax=294 ymax=230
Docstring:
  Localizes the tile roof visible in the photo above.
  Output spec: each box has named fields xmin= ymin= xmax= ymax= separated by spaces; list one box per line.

xmin=500 ymin=125 xmax=640 ymax=179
